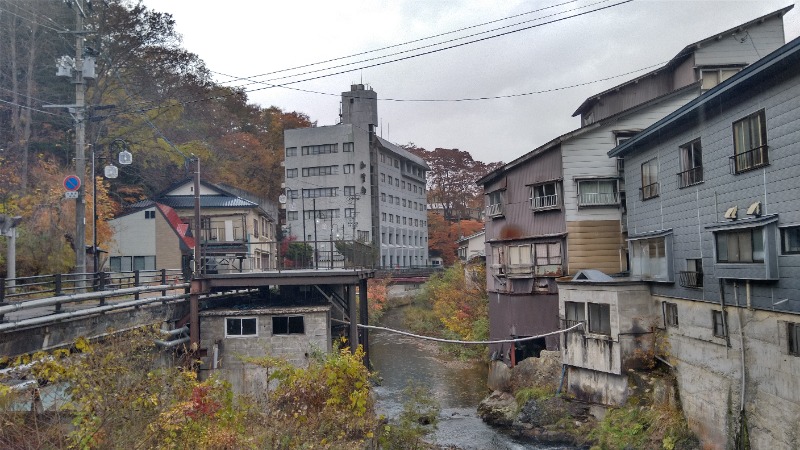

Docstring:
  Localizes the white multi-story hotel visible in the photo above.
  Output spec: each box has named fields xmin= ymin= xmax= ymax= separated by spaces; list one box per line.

xmin=283 ymin=84 xmax=429 ymax=268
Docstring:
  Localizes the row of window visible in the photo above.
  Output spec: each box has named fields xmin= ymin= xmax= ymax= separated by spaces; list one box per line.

xmin=380 ymin=173 xmax=424 ymax=194
xmin=380 ymin=153 xmax=425 ymax=179
xmin=490 ymin=243 xmax=563 ymax=277
xmin=286 ymin=209 xmax=346 ymax=220
xmin=225 ymin=316 xmax=305 ymax=337
xmin=381 ymin=212 xmax=426 ymax=227
xmin=381 ymin=231 xmax=427 ymax=246
xmin=382 ymin=254 xmax=426 ymax=267
xmin=285 ymin=143 xmax=355 ymax=158
xmin=487 ymin=179 xmax=621 ymax=217
xmin=633 ymin=225 xmax=800 ymax=283
xmin=642 ymin=109 xmax=768 ymax=200
xmin=381 ymin=193 xmax=425 ymax=211
xmin=252 ymin=216 xmax=272 ymax=239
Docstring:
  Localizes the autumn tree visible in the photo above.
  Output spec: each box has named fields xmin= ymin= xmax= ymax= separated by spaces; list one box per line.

xmin=404 ymin=144 xmax=503 ymax=222
xmin=427 ymin=211 xmax=483 ymax=266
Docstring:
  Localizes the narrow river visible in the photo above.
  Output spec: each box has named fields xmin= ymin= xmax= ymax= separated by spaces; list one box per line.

xmin=369 ymin=307 xmax=571 ymax=450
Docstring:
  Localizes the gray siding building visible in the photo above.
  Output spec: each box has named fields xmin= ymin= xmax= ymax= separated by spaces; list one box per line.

xmin=284 ymin=85 xmax=429 ymax=268
xmin=607 ymin=34 xmax=800 ymax=450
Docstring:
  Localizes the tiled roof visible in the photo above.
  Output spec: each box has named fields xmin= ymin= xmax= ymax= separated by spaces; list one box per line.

xmin=155 ymin=195 xmax=257 ymax=209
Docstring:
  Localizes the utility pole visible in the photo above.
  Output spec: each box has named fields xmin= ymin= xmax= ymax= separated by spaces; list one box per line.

xmin=74 ymin=5 xmax=86 ymax=284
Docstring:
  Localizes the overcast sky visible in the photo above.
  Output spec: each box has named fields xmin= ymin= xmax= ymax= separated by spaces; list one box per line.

xmin=141 ymin=0 xmax=799 ymax=165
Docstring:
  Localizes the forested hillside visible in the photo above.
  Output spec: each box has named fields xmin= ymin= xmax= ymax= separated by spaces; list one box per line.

xmin=0 ymin=0 xmax=311 ymax=274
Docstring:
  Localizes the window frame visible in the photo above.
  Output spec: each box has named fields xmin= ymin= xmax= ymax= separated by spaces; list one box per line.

xmin=285 ymin=147 xmax=297 ymax=157
xmin=731 ymin=110 xmax=768 ymax=174
xmin=678 ymin=139 xmax=703 ymax=188
xmin=712 ymin=310 xmax=727 ymax=338
xmin=226 ymin=317 xmax=258 ymax=338
xmin=577 ymin=179 xmax=619 ymax=207
xmin=641 ymin=158 xmax=659 ymax=200
xmin=788 ymin=322 xmax=800 ymax=356
xmin=587 ymin=302 xmax=611 ymax=335
xmin=664 ymin=302 xmax=678 ymax=328
xmin=715 ymin=228 xmax=764 ymax=263
xmin=529 ymin=181 xmax=561 ymax=211
xmin=564 ymin=301 xmax=586 ymax=328
xmin=780 ymin=226 xmax=800 ymax=255
xmin=286 ymin=168 xmax=298 ymax=178
xmin=342 ymin=142 xmax=354 ymax=152
xmin=272 ymin=316 xmax=305 ymax=335
xmin=629 ymin=234 xmax=672 ymax=282
xmin=487 ymin=190 xmax=504 ymax=217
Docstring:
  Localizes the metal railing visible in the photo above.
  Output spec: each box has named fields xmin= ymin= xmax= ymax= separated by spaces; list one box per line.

xmin=730 ymin=145 xmax=769 ymax=174
xmin=578 ymin=192 xmax=618 ymax=206
xmin=0 ymin=269 xmax=184 ymax=305
xmin=678 ymin=166 xmax=703 ymax=188
xmin=678 ymin=270 xmax=703 ymax=288
xmin=531 ymin=194 xmax=559 ymax=210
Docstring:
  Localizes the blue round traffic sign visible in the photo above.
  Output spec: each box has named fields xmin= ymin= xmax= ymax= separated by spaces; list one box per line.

xmin=64 ymin=175 xmax=81 ymax=192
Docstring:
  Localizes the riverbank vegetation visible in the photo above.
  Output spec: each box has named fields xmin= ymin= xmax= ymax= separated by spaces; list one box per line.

xmin=403 ymin=262 xmax=489 ymax=359
xmin=0 ymin=330 xmax=443 ymax=449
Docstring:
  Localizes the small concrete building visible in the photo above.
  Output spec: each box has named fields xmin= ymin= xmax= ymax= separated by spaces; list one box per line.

xmin=198 ymin=304 xmax=331 ymax=396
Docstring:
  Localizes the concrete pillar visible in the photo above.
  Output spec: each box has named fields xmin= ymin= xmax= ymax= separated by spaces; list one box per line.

xmin=359 ymin=278 xmax=370 ymax=368
xmin=190 ymin=279 xmax=200 ymax=347
xmin=348 ymin=284 xmax=358 ymax=355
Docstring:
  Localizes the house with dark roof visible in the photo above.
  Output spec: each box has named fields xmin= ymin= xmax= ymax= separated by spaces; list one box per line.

xmin=108 ymin=179 xmax=277 ymax=274
xmin=572 ymin=33 xmax=800 ymax=450
xmin=476 ymin=7 xmax=791 ymax=369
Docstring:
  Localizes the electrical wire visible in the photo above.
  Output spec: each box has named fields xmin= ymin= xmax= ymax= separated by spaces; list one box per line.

xmin=217 ymin=0 xmax=612 ymax=90
xmin=0 ymin=4 xmax=70 ymax=33
xmin=214 ymin=0 xmax=580 ymax=85
xmin=0 ymin=98 xmax=67 ymax=117
xmin=94 ymin=0 xmax=632 ymax=119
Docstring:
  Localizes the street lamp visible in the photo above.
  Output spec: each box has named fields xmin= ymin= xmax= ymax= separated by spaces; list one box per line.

xmin=92 ymin=139 xmax=132 ymax=273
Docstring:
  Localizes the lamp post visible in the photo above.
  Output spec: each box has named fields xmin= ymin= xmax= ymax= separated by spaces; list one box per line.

xmin=92 ymin=139 xmax=132 ymax=273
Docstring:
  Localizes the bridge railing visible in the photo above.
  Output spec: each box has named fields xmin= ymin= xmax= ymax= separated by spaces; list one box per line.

xmin=0 ymin=269 xmax=185 ymax=305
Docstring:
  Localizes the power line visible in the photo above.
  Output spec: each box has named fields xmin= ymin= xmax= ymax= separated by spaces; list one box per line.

xmin=95 ymin=0 xmax=633 ymax=119
xmin=0 ymin=4 xmax=70 ymax=33
xmin=0 ymin=98 xmax=67 ymax=117
xmin=213 ymin=0 xmax=583 ymax=87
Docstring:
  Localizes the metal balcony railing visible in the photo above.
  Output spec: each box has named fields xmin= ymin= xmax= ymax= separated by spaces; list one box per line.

xmin=578 ymin=192 xmax=618 ymax=206
xmin=678 ymin=166 xmax=704 ymax=188
xmin=531 ymin=194 xmax=559 ymax=210
xmin=678 ymin=270 xmax=703 ymax=288
xmin=730 ymin=145 xmax=769 ymax=174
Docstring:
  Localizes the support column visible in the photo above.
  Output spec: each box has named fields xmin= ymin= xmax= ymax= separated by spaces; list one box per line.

xmin=359 ymin=278 xmax=370 ymax=368
xmin=190 ymin=279 xmax=201 ymax=348
xmin=347 ymin=284 xmax=358 ymax=355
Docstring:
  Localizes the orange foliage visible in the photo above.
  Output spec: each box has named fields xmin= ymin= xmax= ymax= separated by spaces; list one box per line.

xmin=366 ymin=276 xmax=390 ymax=319
xmin=426 ymin=212 xmax=483 ymax=266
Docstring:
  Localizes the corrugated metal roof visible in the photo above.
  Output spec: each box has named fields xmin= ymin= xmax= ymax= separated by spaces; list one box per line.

xmin=156 ymin=195 xmax=257 ymax=209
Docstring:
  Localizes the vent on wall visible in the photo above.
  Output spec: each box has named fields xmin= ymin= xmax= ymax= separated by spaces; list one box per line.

xmin=724 ymin=206 xmax=738 ymax=220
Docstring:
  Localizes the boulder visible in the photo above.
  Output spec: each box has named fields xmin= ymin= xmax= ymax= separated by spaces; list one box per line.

xmin=477 ymin=390 xmax=517 ymax=427
xmin=509 ymin=350 xmax=562 ymax=392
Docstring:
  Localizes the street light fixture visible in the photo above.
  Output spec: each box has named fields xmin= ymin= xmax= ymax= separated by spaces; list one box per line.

xmin=93 ymin=139 xmax=132 ymax=273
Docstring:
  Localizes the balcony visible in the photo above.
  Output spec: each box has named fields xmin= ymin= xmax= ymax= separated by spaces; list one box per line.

xmin=531 ymin=194 xmax=559 ymax=211
xmin=730 ymin=145 xmax=769 ymax=174
xmin=678 ymin=270 xmax=703 ymax=288
xmin=678 ymin=167 xmax=703 ymax=188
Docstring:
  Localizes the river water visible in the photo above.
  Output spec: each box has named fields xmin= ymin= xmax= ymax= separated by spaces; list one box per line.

xmin=369 ymin=308 xmax=571 ymax=450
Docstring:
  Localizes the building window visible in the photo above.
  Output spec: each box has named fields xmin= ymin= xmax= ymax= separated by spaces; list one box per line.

xmin=343 ymin=142 xmax=354 ymax=152
xmin=507 ymin=244 xmax=532 ymax=276
xmin=712 ymin=310 xmax=727 ymax=338
xmin=732 ymin=110 xmax=768 ymax=173
xmin=345 ymin=208 xmax=355 ymax=218
xmin=535 ymin=242 xmax=562 ymax=267
xmin=781 ymin=226 xmax=800 ymax=254
xmin=253 ymin=218 xmax=259 ymax=237
xmin=144 ymin=210 xmax=155 ymax=219
xmin=302 ymin=187 xmax=338 ymax=198
xmin=272 ymin=316 xmax=304 ymax=335
xmin=487 ymin=190 xmax=504 ymax=217
xmin=577 ymin=179 xmax=618 ymax=206
xmin=701 ymin=67 xmax=740 ymax=90
xmin=303 ymin=166 xmax=338 ymax=177
xmin=358 ymin=230 xmax=369 ymax=242
xmin=394 ymin=159 xmax=399 ymax=168
xmin=394 ymin=197 xmax=400 ymax=205
xmin=287 ymin=211 xmax=298 ymax=221
xmin=344 ymin=186 xmax=356 ymax=196
xmin=679 ymin=139 xmax=703 ymax=188
xmin=388 ymin=176 xmax=393 ymax=185
xmin=301 ymin=144 xmax=338 ymax=155
xmin=132 ymin=256 xmax=155 ymax=271
xmin=381 ymin=173 xmax=385 ymax=182
xmin=788 ymin=323 xmax=800 ymax=356
xmin=530 ymin=182 xmax=560 ymax=210
xmin=285 ymin=147 xmax=297 ymax=157
xmin=664 ymin=302 xmax=678 ymax=327
xmin=630 ymin=236 xmax=669 ymax=280
xmin=287 ymin=189 xmax=299 ymax=199
xmin=226 ymin=317 xmax=257 ymax=337
xmin=381 ymin=193 xmax=386 ymax=202
xmin=564 ymin=301 xmax=585 ymax=327
xmin=588 ymin=303 xmax=611 ymax=335
xmin=286 ymin=168 xmax=298 ymax=178
xmin=381 ymin=213 xmax=386 ymax=221
xmin=344 ymin=164 xmax=355 ymax=174
xmin=641 ymin=158 xmax=659 ymax=200
xmin=716 ymin=228 xmax=764 ymax=263
xmin=679 ymin=258 xmax=703 ymax=288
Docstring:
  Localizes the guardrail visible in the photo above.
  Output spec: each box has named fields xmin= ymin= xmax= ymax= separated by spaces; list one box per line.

xmin=0 ymin=269 xmax=185 ymax=305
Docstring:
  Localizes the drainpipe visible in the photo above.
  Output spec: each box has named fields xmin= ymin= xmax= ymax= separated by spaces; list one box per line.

xmin=733 ymin=282 xmax=746 ymax=419
xmin=212 ymin=341 xmax=219 ymax=369
xmin=718 ymin=279 xmax=730 ymax=348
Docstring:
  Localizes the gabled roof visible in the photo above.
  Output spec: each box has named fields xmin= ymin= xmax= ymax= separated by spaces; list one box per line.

xmin=457 ymin=229 xmax=485 ymax=244
xmin=155 ymin=203 xmax=194 ymax=250
xmin=572 ymin=5 xmax=794 ymax=117
xmin=476 ymin=81 xmax=700 ymax=186
xmin=127 ymin=178 xmax=259 ymax=210
xmin=609 ymin=35 xmax=800 ymax=158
